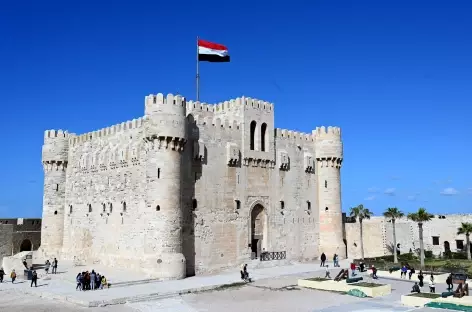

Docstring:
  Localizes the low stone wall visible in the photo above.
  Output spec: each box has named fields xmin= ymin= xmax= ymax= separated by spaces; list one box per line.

xmin=297 ymin=278 xmax=391 ymax=297
xmin=376 ymin=270 xmax=449 ymax=283
xmin=401 ymin=294 xmax=439 ymax=307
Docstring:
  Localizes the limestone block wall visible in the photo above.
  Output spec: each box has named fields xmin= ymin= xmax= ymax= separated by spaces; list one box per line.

xmin=0 ymin=224 xmax=13 ymax=265
xmin=274 ymin=129 xmax=318 ymax=262
xmin=62 ymin=117 xmax=149 ymax=271
xmin=345 ymin=217 xmax=386 ymax=259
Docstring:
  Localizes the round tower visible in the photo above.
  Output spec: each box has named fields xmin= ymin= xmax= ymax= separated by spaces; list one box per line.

xmin=39 ymin=129 xmax=69 ymax=257
xmin=314 ymin=126 xmax=345 ymax=259
xmin=144 ymin=93 xmax=187 ymax=279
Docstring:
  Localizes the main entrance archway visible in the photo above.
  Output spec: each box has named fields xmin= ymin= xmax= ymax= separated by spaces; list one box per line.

xmin=250 ymin=204 xmax=267 ymax=258
xmin=20 ymin=239 xmax=32 ymax=252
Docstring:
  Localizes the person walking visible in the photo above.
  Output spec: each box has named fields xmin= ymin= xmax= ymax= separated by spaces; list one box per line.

xmin=45 ymin=260 xmax=51 ymax=274
xmin=418 ymin=270 xmax=424 ymax=287
xmin=31 ymin=270 xmax=38 ymax=287
xmin=0 ymin=267 xmax=4 ymax=283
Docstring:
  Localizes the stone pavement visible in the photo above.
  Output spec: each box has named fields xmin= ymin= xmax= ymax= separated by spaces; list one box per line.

xmin=0 ymin=259 xmax=352 ymax=307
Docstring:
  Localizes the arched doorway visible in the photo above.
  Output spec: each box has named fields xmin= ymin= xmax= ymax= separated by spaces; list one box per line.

xmin=19 ymin=239 xmax=32 ymax=252
xmin=250 ymin=204 xmax=267 ymax=258
xmin=444 ymin=241 xmax=450 ymax=252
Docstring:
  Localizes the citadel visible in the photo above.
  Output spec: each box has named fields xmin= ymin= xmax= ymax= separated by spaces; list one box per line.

xmin=39 ymin=92 xmax=345 ymax=279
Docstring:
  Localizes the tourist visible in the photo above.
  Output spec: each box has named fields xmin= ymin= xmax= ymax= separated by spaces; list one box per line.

xmin=401 ymin=265 xmax=408 ymax=278
xmin=359 ymin=262 xmax=365 ymax=272
xmin=90 ymin=270 xmax=96 ymax=290
xmin=45 ymin=260 xmax=51 ymax=274
xmin=320 ymin=252 xmax=326 ymax=267
xmin=96 ymin=272 xmax=101 ymax=289
xmin=325 ymin=265 xmax=331 ymax=278
xmin=408 ymin=267 xmax=415 ymax=280
xmin=370 ymin=265 xmax=378 ymax=279
xmin=243 ymin=264 xmax=251 ymax=282
xmin=411 ymin=282 xmax=421 ymax=293
xmin=0 ymin=267 xmax=4 ymax=283
xmin=333 ymin=254 xmax=339 ymax=267
xmin=76 ymin=273 xmax=83 ymax=291
xmin=100 ymin=275 xmax=108 ymax=289
xmin=429 ymin=279 xmax=435 ymax=293
xmin=10 ymin=269 xmax=16 ymax=283
xmin=430 ymin=273 xmax=434 ymax=284
xmin=31 ymin=270 xmax=38 ymax=287
xmin=350 ymin=262 xmax=356 ymax=276
xmin=418 ymin=270 xmax=424 ymax=287
xmin=52 ymin=258 xmax=58 ymax=274
xmin=446 ymin=274 xmax=453 ymax=291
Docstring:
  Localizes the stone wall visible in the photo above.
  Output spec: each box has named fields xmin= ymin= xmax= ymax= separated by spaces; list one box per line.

xmin=0 ymin=218 xmax=41 ymax=264
xmin=346 ymin=214 xmax=472 ymax=259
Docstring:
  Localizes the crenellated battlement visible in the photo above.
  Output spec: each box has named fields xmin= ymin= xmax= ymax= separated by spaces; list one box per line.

xmin=186 ymin=96 xmax=273 ymax=115
xmin=313 ymin=126 xmax=342 ymax=141
xmin=69 ymin=116 xmax=147 ymax=147
xmin=275 ymin=128 xmax=314 ymax=143
xmin=44 ymin=129 xmax=71 ymax=140
xmin=194 ymin=116 xmax=241 ymax=131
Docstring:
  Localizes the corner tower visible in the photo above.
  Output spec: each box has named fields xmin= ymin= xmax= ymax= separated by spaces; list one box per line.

xmin=39 ymin=129 xmax=69 ymax=257
xmin=144 ymin=93 xmax=187 ymax=279
xmin=314 ymin=126 xmax=345 ymax=258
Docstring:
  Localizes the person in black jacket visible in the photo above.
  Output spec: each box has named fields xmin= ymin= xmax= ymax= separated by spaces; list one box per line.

xmin=320 ymin=253 xmax=326 ymax=267
xmin=31 ymin=270 xmax=38 ymax=287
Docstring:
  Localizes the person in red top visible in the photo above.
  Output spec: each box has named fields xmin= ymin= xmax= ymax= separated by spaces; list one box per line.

xmin=371 ymin=265 xmax=378 ymax=279
xmin=350 ymin=263 xmax=356 ymax=277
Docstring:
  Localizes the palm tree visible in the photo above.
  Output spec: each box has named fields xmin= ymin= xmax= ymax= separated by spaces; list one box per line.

xmin=350 ymin=204 xmax=373 ymax=260
xmin=457 ymin=222 xmax=472 ymax=260
xmin=407 ymin=208 xmax=434 ymax=269
xmin=384 ymin=207 xmax=404 ymax=264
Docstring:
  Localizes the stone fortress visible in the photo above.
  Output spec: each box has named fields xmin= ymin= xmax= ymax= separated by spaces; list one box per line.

xmin=38 ymin=92 xmax=345 ymax=279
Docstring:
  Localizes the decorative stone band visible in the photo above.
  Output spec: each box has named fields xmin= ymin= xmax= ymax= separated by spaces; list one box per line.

xmin=144 ymin=136 xmax=186 ymax=152
xmin=316 ymin=157 xmax=342 ymax=169
xmin=42 ymin=160 xmax=68 ymax=172
xmin=243 ymin=157 xmax=276 ymax=168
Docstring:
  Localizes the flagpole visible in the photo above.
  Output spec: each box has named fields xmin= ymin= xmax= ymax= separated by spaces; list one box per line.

xmin=196 ymin=36 xmax=200 ymax=102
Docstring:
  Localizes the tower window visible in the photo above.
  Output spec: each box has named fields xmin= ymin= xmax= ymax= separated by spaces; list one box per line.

xmin=54 ymin=211 xmax=58 ymax=215
xmin=102 ymin=203 xmax=106 ymax=212
xmin=192 ymin=199 xmax=197 ymax=210
xmin=260 ymin=123 xmax=267 ymax=152
xmin=307 ymin=201 xmax=311 ymax=211
xmin=122 ymin=201 xmax=126 ymax=212
xmin=109 ymin=203 xmax=113 ymax=213
xmin=88 ymin=204 xmax=92 ymax=213
xmin=432 ymin=236 xmax=439 ymax=245
xmin=250 ymin=121 xmax=257 ymax=150
xmin=280 ymin=201 xmax=285 ymax=209
xmin=158 ymin=168 xmax=161 ymax=179
xmin=55 ymin=184 xmax=59 ymax=191
xmin=325 ymin=180 xmax=328 ymax=188
xmin=156 ymin=205 xmax=161 ymax=211
xmin=69 ymin=205 xmax=73 ymax=214
xmin=235 ymin=200 xmax=241 ymax=210
xmin=325 ymin=207 xmax=329 ymax=211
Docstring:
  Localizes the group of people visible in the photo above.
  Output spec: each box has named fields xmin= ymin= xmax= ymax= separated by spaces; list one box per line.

xmin=76 ymin=270 xmax=108 ymax=291
xmin=43 ymin=258 xmax=58 ymax=274
xmin=319 ymin=253 xmax=341 ymax=267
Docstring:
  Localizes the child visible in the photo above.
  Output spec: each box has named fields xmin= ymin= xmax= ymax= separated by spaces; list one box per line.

xmin=10 ymin=270 xmax=16 ymax=283
xmin=429 ymin=280 xmax=435 ymax=293
xmin=325 ymin=265 xmax=331 ymax=278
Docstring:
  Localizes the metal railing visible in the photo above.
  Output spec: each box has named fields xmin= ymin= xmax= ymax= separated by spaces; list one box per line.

xmin=260 ymin=251 xmax=286 ymax=261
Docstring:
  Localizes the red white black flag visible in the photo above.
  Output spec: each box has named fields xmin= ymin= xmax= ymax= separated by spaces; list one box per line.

xmin=198 ymin=39 xmax=230 ymax=62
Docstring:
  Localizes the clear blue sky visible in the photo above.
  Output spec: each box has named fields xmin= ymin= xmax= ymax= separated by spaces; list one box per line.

xmin=1 ymin=1 xmax=471 ymax=218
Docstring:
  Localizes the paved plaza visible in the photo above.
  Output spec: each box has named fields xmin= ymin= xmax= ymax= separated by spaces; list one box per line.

xmin=0 ymin=260 xmax=453 ymax=311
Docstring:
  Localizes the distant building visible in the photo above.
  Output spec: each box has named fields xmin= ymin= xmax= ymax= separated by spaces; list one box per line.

xmin=0 ymin=218 xmax=42 ymax=264
xmin=345 ymin=214 xmax=472 ymax=259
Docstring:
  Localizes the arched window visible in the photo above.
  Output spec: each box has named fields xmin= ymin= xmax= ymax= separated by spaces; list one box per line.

xmin=122 ymin=201 xmax=126 ymax=212
xmin=69 ymin=205 xmax=73 ymax=214
xmin=250 ymin=121 xmax=257 ymax=150
xmin=109 ymin=203 xmax=113 ymax=213
xmin=156 ymin=205 xmax=161 ymax=211
xmin=102 ymin=203 xmax=106 ymax=212
xmin=88 ymin=204 xmax=92 ymax=213
xmin=260 ymin=123 xmax=267 ymax=152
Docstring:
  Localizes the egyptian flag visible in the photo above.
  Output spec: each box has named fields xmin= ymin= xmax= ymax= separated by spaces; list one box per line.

xmin=198 ymin=39 xmax=230 ymax=62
